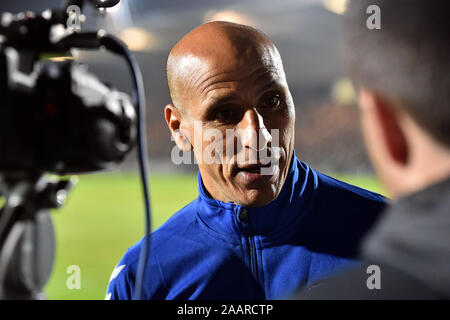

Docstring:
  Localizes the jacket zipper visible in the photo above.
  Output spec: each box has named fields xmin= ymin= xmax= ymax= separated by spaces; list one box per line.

xmin=238 ymin=207 xmax=258 ymax=282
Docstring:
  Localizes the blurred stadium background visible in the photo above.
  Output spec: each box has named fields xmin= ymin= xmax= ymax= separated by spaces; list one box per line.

xmin=1 ymin=0 xmax=387 ymax=299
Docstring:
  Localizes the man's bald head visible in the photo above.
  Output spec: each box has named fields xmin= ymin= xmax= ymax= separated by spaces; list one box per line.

xmin=164 ymin=21 xmax=295 ymax=207
xmin=166 ymin=21 xmax=284 ymax=114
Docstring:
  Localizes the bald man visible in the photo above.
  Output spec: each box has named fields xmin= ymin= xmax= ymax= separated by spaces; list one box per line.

xmin=106 ymin=22 xmax=386 ymax=300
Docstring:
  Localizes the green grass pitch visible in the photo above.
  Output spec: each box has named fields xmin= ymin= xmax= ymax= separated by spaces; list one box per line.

xmin=42 ymin=172 xmax=386 ymax=299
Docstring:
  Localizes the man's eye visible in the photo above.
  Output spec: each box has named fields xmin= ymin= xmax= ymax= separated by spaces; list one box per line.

xmin=215 ymin=109 xmax=234 ymax=121
xmin=261 ymin=94 xmax=281 ymax=109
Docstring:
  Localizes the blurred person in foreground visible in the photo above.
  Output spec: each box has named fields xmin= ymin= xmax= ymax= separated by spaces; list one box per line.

xmin=295 ymin=0 xmax=450 ymax=299
xmin=105 ymin=21 xmax=386 ymax=300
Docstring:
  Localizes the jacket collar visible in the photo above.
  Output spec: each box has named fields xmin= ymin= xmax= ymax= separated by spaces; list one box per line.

xmin=196 ymin=153 xmax=315 ymax=240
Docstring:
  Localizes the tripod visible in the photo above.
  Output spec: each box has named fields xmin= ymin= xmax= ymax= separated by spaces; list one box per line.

xmin=0 ymin=174 xmax=76 ymax=299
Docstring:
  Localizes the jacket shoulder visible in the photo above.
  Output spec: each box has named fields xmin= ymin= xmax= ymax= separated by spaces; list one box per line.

xmin=105 ymin=199 xmax=200 ymax=300
xmin=105 ymin=242 xmax=140 ymax=300
xmin=297 ymin=169 xmax=387 ymax=258
xmin=315 ymin=170 xmax=387 ymax=204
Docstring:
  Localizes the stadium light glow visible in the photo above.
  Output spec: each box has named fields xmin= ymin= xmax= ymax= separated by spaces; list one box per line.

xmin=322 ymin=0 xmax=348 ymax=15
xmin=119 ymin=27 xmax=157 ymax=52
xmin=331 ymin=78 xmax=356 ymax=105
xmin=204 ymin=10 xmax=253 ymax=25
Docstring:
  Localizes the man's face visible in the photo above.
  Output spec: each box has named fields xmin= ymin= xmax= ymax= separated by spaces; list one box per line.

xmin=178 ymin=48 xmax=295 ymax=207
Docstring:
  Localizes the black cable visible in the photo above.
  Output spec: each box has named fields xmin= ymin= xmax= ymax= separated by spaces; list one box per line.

xmin=57 ymin=31 xmax=152 ymax=299
xmin=100 ymin=34 xmax=151 ymax=300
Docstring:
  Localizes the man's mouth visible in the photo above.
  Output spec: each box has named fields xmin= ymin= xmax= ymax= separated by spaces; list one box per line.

xmin=236 ymin=163 xmax=270 ymax=173
xmin=234 ymin=163 xmax=277 ymax=184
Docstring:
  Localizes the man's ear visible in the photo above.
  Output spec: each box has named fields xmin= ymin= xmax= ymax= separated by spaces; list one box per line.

xmin=164 ymin=104 xmax=193 ymax=152
xmin=359 ymin=89 xmax=409 ymax=165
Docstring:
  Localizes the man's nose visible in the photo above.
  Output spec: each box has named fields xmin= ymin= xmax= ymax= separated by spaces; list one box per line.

xmin=239 ymin=108 xmax=272 ymax=151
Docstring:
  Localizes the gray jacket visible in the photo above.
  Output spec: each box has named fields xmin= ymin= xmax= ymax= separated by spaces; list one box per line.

xmin=294 ymin=176 xmax=450 ymax=299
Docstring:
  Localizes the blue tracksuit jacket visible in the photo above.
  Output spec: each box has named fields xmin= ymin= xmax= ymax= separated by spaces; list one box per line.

xmin=106 ymin=154 xmax=386 ymax=299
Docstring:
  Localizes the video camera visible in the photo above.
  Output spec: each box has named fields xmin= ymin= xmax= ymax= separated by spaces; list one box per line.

xmin=0 ymin=0 xmax=150 ymax=299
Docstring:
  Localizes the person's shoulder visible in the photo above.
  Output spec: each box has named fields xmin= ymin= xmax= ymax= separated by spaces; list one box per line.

xmin=105 ymin=198 xmax=200 ymax=300
xmin=308 ymin=167 xmax=388 ymax=227
xmin=104 ymin=242 xmax=140 ymax=300
xmin=125 ymin=197 xmax=202 ymax=260
xmin=151 ymin=199 xmax=199 ymax=240
xmin=295 ymin=164 xmax=388 ymax=257
xmin=314 ymin=169 xmax=387 ymax=205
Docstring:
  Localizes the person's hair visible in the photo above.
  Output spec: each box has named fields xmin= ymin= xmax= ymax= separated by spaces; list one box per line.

xmin=343 ymin=0 xmax=450 ymax=148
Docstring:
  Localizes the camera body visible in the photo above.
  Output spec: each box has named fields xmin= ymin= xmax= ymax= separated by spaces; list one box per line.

xmin=0 ymin=44 xmax=136 ymax=176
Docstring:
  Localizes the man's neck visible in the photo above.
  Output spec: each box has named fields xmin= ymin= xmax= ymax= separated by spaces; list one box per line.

xmin=396 ymin=152 xmax=450 ymax=199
